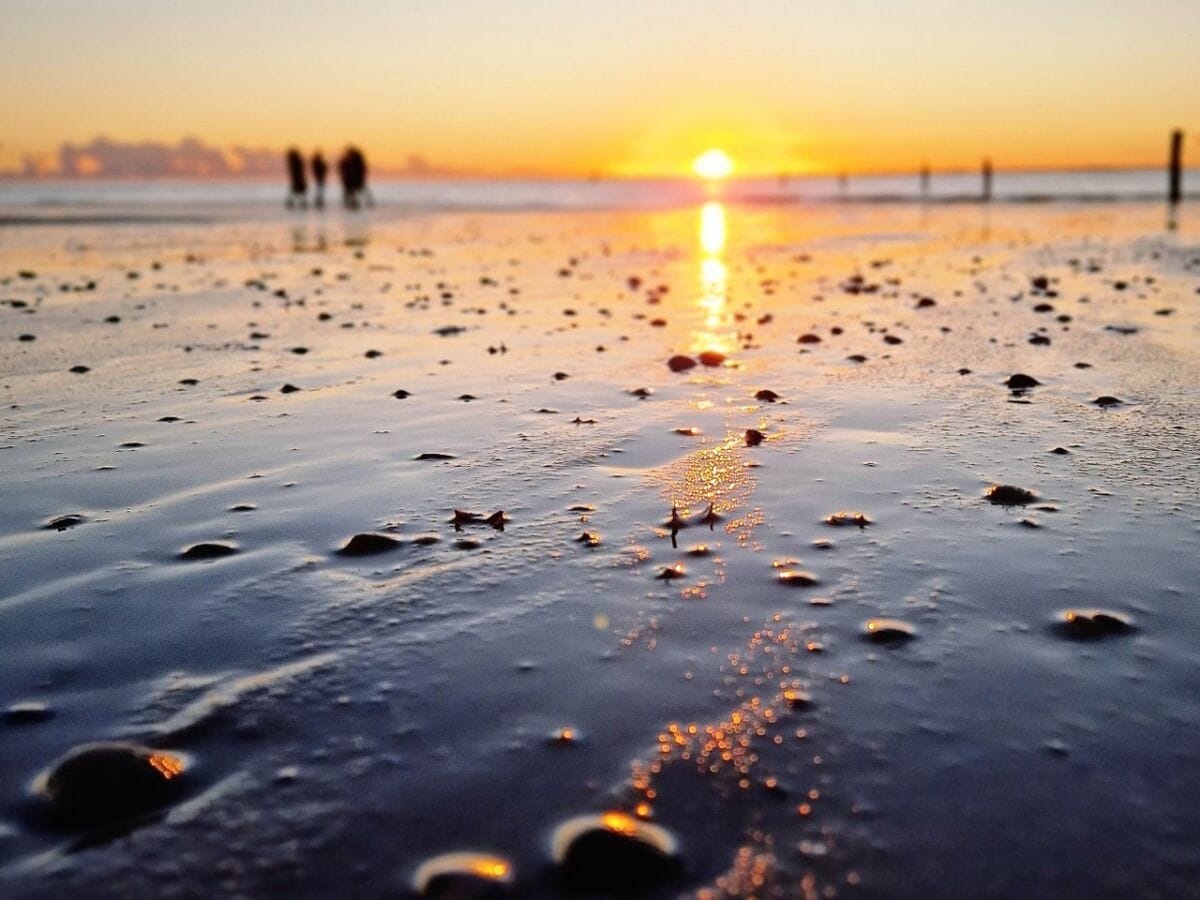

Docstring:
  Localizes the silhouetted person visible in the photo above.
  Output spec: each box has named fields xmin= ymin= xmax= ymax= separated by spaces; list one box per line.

xmin=286 ymin=147 xmax=307 ymax=209
xmin=338 ymin=145 xmax=371 ymax=210
xmin=311 ymin=151 xmax=328 ymax=209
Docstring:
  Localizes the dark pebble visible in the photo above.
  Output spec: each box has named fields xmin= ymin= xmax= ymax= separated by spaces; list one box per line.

xmin=1092 ymin=395 xmax=1122 ymax=408
xmin=45 ymin=513 xmax=86 ymax=531
xmin=553 ymin=813 xmax=681 ymax=894
xmin=667 ymin=355 xmax=696 ymax=372
xmin=413 ymin=852 xmax=514 ymax=899
xmin=862 ymin=618 xmax=916 ymax=644
xmin=754 ymin=389 xmax=780 ymax=402
xmin=18 ymin=333 xmax=35 ymax=341
xmin=984 ymin=484 xmax=1038 ymax=506
xmin=33 ymin=741 xmax=188 ymax=828
xmin=4 ymin=702 xmax=54 ymax=724
xmin=69 ymin=365 xmax=91 ymax=374
xmin=697 ymin=350 xmax=725 ymax=367
xmin=338 ymin=533 xmax=402 ymax=556
xmin=179 ymin=542 xmax=238 ymax=560
xmin=393 ymin=389 xmax=412 ymax=399
xmin=1004 ymin=373 xmax=1041 ymax=390
xmin=280 ymin=384 xmax=301 ymax=393
xmin=1053 ymin=609 xmax=1135 ymax=640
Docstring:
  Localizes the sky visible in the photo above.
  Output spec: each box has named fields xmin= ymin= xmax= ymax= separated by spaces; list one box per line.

xmin=2 ymin=0 xmax=1199 ymax=177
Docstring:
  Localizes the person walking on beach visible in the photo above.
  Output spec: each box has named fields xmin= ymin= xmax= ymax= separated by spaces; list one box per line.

xmin=338 ymin=145 xmax=371 ymax=210
xmin=285 ymin=147 xmax=307 ymax=209
xmin=311 ymin=151 xmax=328 ymax=209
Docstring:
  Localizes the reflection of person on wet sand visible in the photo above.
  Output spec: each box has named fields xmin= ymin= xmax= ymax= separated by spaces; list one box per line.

xmin=285 ymin=148 xmax=307 ymax=209
xmin=311 ymin=151 xmax=328 ymax=209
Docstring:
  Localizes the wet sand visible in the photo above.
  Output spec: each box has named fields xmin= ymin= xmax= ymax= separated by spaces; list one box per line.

xmin=1 ymin=200 xmax=1199 ymax=898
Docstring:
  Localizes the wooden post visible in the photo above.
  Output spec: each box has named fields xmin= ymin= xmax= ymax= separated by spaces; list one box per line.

xmin=920 ymin=162 xmax=930 ymax=198
xmin=982 ymin=158 xmax=993 ymax=202
xmin=1169 ymin=129 xmax=1183 ymax=205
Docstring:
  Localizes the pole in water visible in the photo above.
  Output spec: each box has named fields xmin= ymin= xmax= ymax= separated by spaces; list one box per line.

xmin=1168 ymin=129 xmax=1183 ymax=205
xmin=981 ymin=158 xmax=993 ymax=202
xmin=920 ymin=162 xmax=930 ymax=199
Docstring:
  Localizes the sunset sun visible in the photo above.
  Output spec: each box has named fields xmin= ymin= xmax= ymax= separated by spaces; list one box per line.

xmin=692 ymin=148 xmax=734 ymax=180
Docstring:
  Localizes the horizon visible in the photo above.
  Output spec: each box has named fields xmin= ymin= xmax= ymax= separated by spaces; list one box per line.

xmin=3 ymin=1 xmax=1199 ymax=179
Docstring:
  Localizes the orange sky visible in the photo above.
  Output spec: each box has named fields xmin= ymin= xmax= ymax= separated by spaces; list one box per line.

xmin=2 ymin=0 xmax=1199 ymax=177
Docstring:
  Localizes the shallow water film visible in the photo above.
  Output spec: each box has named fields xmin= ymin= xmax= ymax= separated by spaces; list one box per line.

xmin=2 ymin=201 xmax=1200 ymax=898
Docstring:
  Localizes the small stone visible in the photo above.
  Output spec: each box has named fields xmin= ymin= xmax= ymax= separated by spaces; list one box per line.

xmin=33 ymin=741 xmax=188 ymax=827
xmin=45 ymin=514 xmax=86 ymax=531
xmin=413 ymin=852 xmax=515 ymax=899
xmin=1004 ymin=373 xmax=1041 ymax=390
xmin=667 ymin=355 xmax=696 ymax=372
xmin=754 ymin=389 xmax=780 ymax=402
xmin=69 ymin=365 xmax=91 ymax=374
xmin=984 ymin=484 xmax=1038 ymax=506
xmin=778 ymin=570 xmax=819 ymax=587
xmin=4 ymin=702 xmax=54 ymax=724
xmin=744 ymin=429 xmax=765 ymax=447
xmin=1092 ymin=395 xmax=1122 ymax=408
xmin=280 ymin=383 xmax=301 ymax=393
xmin=797 ymin=333 xmax=822 ymax=344
xmin=697 ymin=350 xmax=725 ymax=367
xmin=179 ymin=542 xmax=238 ymax=560
xmin=862 ymin=618 xmax=916 ymax=644
xmin=338 ymin=533 xmax=402 ymax=557
xmin=1054 ymin=609 xmax=1135 ymax=640
xmin=552 ymin=812 xmax=680 ymax=894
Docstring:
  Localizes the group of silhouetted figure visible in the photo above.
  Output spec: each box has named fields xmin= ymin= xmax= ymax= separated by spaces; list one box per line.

xmin=286 ymin=146 xmax=371 ymax=210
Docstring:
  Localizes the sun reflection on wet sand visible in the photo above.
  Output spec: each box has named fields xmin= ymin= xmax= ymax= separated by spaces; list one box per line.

xmin=694 ymin=201 xmax=736 ymax=356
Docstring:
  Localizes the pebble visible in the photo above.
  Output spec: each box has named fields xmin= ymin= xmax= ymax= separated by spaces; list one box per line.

xmin=4 ymin=701 xmax=54 ymax=724
xmin=744 ymin=429 xmax=765 ymax=447
xmin=667 ymin=355 xmax=696 ymax=372
xmin=179 ymin=542 xmax=238 ymax=560
xmin=1004 ymin=373 xmax=1041 ymax=390
xmin=984 ymin=484 xmax=1038 ymax=506
xmin=552 ymin=812 xmax=680 ymax=894
xmin=33 ymin=741 xmax=188 ymax=827
xmin=44 ymin=513 xmax=86 ymax=531
xmin=338 ymin=533 xmax=403 ymax=556
xmin=1054 ymin=609 xmax=1135 ymax=640
xmin=1092 ymin=395 xmax=1122 ymax=408
xmin=413 ymin=852 xmax=514 ymax=899
xmin=754 ymin=389 xmax=780 ymax=402
xmin=778 ymin=569 xmax=819 ymax=587
xmin=697 ymin=350 xmax=725 ymax=367
xmin=862 ymin=618 xmax=916 ymax=644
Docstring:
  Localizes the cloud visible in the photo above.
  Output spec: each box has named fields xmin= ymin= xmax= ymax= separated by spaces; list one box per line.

xmin=15 ymin=135 xmax=282 ymax=178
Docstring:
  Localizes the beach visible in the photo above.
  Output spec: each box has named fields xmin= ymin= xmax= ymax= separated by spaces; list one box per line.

xmin=1 ymin=193 xmax=1199 ymax=898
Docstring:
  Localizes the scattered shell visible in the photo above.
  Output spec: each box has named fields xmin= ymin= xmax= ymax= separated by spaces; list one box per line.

xmin=824 ymin=511 xmax=871 ymax=528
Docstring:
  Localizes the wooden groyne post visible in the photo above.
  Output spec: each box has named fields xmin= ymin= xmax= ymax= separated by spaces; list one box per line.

xmin=919 ymin=162 xmax=930 ymax=198
xmin=981 ymin=158 xmax=993 ymax=202
xmin=1169 ymin=129 xmax=1183 ymax=205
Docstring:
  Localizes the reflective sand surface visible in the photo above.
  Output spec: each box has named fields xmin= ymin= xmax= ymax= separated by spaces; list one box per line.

xmin=1 ymin=201 xmax=1199 ymax=897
